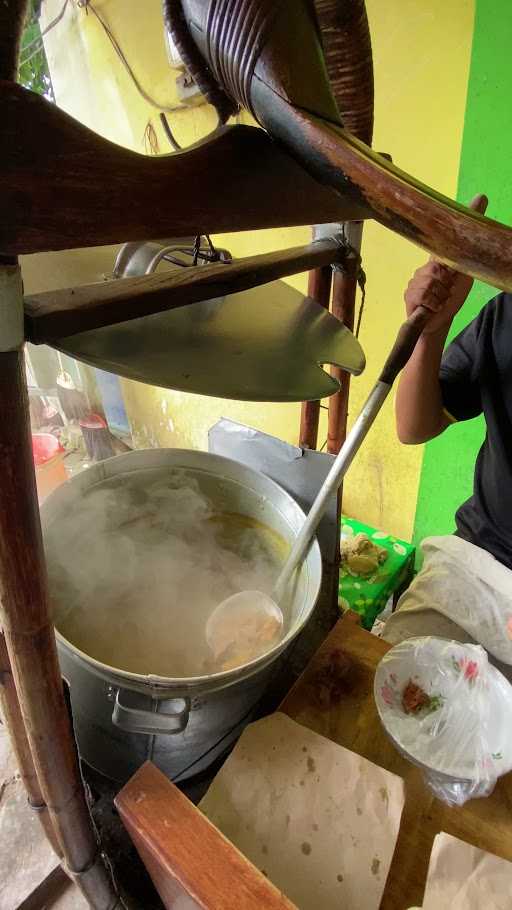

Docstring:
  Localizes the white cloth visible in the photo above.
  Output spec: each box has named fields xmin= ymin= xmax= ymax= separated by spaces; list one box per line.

xmin=383 ymin=536 xmax=512 ymax=678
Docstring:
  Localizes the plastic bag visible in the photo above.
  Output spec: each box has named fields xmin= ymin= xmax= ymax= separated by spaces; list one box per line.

xmin=384 ymin=535 xmax=512 ymax=667
xmin=374 ymin=637 xmax=512 ymax=806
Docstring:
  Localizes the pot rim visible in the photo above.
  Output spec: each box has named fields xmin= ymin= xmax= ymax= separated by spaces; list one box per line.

xmin=46 ymin=448 xmax=322 ymax=693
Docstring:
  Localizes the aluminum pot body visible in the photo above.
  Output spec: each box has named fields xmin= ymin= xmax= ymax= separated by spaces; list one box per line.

xmin=42 ymin=448 xmax=322 ymax=783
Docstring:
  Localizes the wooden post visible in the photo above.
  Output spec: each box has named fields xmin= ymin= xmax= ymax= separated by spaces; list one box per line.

xmin=0 ymin=266 xmax=120 ymax=908
xmin=0 ymin=8 xmax=119 ymax=903
xmin=299 ymin=263 xmax=332 ymax=449
xmin=326 ymin=224 xmax=362 ymax=455
xmin=0 ymin=12 xmax=121 ymax=910
xmin=0 ymin=632 xmax=62 ymax=857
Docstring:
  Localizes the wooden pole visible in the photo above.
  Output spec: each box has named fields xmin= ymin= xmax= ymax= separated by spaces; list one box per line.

xmin=0 ymin=266 xmax=121 ymax=908
xmin=0 ymin=8 xmax=119 ymax=905
xmin=299 ymin=263 xmax=332 ymax=448
xmin=326 ymin=224 xmax=362 ymax=454
xmin=0 ymin=632 xmax=62 ymax=857
xmin=0 ymin=0 xmax=62 ymax=868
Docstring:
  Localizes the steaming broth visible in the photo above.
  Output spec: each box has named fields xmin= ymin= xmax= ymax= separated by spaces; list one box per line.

xmin=51 ymin=482 xmax=288 ymax=678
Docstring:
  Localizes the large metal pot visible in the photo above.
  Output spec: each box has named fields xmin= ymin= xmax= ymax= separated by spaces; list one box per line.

xmin=41 ymin=449 xmax=321 ymax=783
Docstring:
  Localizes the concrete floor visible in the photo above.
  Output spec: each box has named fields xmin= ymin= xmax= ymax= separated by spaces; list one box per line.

xmin=0 ymin=721 xmax=89 ymax=910
xmin=0 ymin=716 xmax=164 ymax=909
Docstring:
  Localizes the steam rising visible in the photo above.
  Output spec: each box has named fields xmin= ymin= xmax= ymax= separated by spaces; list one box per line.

xmin=46 ymin=471 xmax=286 ymax=677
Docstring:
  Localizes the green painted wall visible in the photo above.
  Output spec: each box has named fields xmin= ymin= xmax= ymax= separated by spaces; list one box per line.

xmin=414 ymin=0 xmax=512 ymax=550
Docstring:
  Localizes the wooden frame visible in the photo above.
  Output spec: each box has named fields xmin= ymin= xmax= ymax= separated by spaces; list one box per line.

xmin=1 ymin=81 xmax=369 ymax=257
xmin=115 ymin=761 xmax=297 ymax=910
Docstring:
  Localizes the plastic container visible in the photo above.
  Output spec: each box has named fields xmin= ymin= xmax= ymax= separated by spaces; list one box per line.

xmin=374 ymin=637 xmax=512 ymax=805
xmin=32 ymin=433 xmax=67 ymax=502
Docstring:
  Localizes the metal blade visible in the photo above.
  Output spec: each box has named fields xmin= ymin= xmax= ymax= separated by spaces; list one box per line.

xmin=55 ymin=280 xmax=365 ymax=402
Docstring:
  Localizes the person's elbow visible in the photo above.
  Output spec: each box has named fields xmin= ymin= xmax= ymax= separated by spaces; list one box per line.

xmin=396 ymin=424 xmax=432 ymax=445
xmin=396 ymin=414 xmax=448 ymax=445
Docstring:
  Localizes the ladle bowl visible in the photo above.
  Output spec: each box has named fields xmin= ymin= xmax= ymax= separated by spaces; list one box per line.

xmin=205 ymin=590 xmax=284 ymax=670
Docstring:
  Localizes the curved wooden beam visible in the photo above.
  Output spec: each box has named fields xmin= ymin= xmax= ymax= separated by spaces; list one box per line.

xmin=178 ymin=0 xmax=512 ymax=291
xmin=315 ymin=0 xmax=374 ymax=145
xmin=0 ymin=82 xmax=369 ymax=256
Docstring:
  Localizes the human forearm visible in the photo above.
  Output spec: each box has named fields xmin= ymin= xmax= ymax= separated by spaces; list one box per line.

xmin=395 ymin=328 xmax=450 ymax=444
xmin=394 ymin=196 xmax=487 ymax=446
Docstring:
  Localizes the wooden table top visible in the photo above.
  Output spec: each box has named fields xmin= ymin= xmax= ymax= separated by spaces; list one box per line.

xmin=280 ymin=612 xmax=512 ymax=910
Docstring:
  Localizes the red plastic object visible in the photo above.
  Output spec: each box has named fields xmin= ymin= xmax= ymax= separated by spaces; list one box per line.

xmin=32 ymin=433 xmax=67 ymax=501
xmin=32 ymin=432 xmax=64 ymax=466
xmin=79 ymin=413 xmax=107 ymax=430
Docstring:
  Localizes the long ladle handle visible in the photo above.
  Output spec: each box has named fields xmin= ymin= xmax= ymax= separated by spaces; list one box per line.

xmin=273 ymin=304 xmax=432 ymax=602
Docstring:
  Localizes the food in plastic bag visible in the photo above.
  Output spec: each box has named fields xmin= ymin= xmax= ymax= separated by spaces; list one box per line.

xmin=374 ymin=637 xmax=512 ymax=806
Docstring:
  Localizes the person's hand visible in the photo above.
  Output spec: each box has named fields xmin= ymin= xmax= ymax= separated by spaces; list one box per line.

xmin=404 ymin=194 xmax=488 ymax=335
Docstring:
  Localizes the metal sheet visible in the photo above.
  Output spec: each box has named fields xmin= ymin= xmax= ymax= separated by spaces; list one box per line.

xmin=56 ymin=280 xmax=365 ymax=402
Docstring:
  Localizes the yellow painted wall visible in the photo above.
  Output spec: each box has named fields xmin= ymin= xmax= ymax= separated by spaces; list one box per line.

xmin=39 ymin=0 xmax=474 ymax=540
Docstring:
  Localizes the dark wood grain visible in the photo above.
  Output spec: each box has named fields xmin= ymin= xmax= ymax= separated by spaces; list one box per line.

xmin=0 ymin=81 xmax=370 ymax=256
xmin=280 ymin=614 xmax=512 ymax=910
xmin=24 ymin=240 xmax=343 ymax=343
xmin=115 ymin=761 xmax=297 ymax=910
xmin=0 ymin=1 xmax=27 ymax=85
xmin=315 ymin=0 xmax=374 ymax=145
xmin=258 ymin=95 xmax=512 ymax=292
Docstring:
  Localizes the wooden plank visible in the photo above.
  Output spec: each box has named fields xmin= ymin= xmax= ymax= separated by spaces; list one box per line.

xmin=24 ymin=240 xmax=342 ymax=343
xmin=115 ymin=761 xmax=297 ymax=910
xmin=280 ymin=614 xmax=512 ymax=910
xmin=0 ymin=82 xmax=370 ymax=256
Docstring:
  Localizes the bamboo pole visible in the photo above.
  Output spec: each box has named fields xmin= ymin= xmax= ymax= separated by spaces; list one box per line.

xmin=326 ymin=226 xmax=362 ymax=454
xmin=0 ymin=9 xmax=120 ymax=906
xmin=0 ymin=0 xmax=61 ymax=870
xmin=0 ymin=272 xmax=121 ymax=908
xmin=0 ymin=632 xmax=62 ymax=857
xmin=299 ymin=263 xmax=332 ymax=449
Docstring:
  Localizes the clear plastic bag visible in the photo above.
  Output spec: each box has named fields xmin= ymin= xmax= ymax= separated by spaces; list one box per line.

xmin=374 ymin=637 xmax=512 ymax=806
xmin=385 ymin=535 xmax=512 ymax=667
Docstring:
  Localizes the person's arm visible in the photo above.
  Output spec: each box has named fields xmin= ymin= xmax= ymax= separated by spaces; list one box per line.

xmin=396 ymin=323 xmax=451 ymax=443
xmin=396 ymin=194 xmax=488 ymax=445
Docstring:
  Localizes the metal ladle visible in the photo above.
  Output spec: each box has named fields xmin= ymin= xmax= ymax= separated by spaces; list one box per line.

xmin=206 ymin=301 xmax=434 ymax=670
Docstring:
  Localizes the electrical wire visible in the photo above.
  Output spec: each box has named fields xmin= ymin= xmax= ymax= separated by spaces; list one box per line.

xmin=79 ymin=0 xmax=192 ymax=114
xmin=19 ymin=0 xmax=69 ymax=62
xmin=159 ymin=111 xmax=182 ymax=151
xmin=354 ymin=267 xmax=367 ymax=339
xmin=192 ymin=234 xmax=202 ymax=266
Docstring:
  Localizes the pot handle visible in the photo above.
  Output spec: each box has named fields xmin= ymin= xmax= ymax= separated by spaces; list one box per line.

xmin=112 ymin=690 xmax=190 ymax=735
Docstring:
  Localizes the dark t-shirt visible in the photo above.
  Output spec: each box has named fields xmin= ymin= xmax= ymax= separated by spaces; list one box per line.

xmin=439 ymin=293 xmax=512 ymax=569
